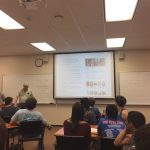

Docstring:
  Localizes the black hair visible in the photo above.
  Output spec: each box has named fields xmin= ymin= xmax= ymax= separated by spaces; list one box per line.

xmin=25 ymin=97 xmax=37 ymax=110
xmin=127 ymin=111 xmax=145 ymax=128
xmin=71 ymin=102 xmax=84 ymax=132
xmin=115 ymin=96 xmax=127 ymax=107
xmin=80 ymin=98 xmax=90 ymax=110
xmin=89 ymin=98 xmax=95 ymax=107
xmin=106 ymin=104 xmax=118 ymax=119
xmin=4 ymin=97 xmax=13 ymax=105
xmin=134 ymin=124 xmax=150 ymax=150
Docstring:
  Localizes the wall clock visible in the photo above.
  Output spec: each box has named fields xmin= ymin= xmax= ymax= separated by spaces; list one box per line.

xmin=35 ymin=58 xmax=43 ymax=67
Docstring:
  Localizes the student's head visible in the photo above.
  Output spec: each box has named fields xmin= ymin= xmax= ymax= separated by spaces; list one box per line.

xmin=80 ymin=98 xmax=90 ymax=110
xmin=106 ymin=104 xmax=118 ymax=119
xmin=4 ymin=97 xmax=13 ymax=105
xmin=71 ymin=102 xmax=84 ymax=122
xmin=25 ymin=97 xmax=37 ymax=110
xmin=134 ymin=124 xmax=150 ymax=150
xmin=89 ymin=98 xmax=95 ymax=107
xmin=115 ymin=96 xmax=127 ymax=107
xmin=127 ymin=111 xmax=145 ymax=129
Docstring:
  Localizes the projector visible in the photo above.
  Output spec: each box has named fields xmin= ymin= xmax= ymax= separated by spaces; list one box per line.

xmin=19 ymin=0 xmax=45 ymax=10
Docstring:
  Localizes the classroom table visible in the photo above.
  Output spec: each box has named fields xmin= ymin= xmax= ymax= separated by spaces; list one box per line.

xmin=54 ymin=125 xmax=100 ymax=150
xmin=54 ymin=125 xmax=99 ymax=139
xmin=6 ymin=123 xmax=19 ymax=150
xmin=0 ymin=104 xmax=5 ymax=109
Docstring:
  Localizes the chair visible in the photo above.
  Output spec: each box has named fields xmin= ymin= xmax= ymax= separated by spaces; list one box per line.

xmin=55 ymin=135 xmax=90 ymax=150
xmin=101 ymin=138 xmax=122 ymax=150
xmin=18 ymin=120 xmax=44 ymax=150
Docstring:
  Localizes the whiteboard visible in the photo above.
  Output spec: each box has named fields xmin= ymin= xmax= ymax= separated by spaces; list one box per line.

xmin=2 ymin=75 xmax=54 ymax=104
xmin=119 ymin=72 xmax=150 ymax=105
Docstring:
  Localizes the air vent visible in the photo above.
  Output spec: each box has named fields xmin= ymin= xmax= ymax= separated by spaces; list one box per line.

xmin=19 ymin=0 xmax=46 ymax=10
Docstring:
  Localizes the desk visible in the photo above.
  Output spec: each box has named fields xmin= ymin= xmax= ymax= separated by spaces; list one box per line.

xmin=6 ymin=123 xmax=19 ymax=150
xmin=6 ymin=123 xmax=18 ymax=129
xmin=54 ymin=125 xmax=100 ymax=150
xmin=0 ymin=104 xmax=5 ymax=109
xmin=54 ymin=125 xmax=99 ymax=139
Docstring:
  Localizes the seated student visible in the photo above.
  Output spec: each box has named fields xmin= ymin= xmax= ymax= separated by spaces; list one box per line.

xmin=89 ymin=98 xmax=101 ymax=123
xmin=10 ymin=97 xmax=52 ymax=130
xmin=134 ymin=124 xmax=150 ymax=150
xmin=98 ymin=104 xmax=125 ymax=138
xmin=114 ymin=111 xmax=146 ymax=147
xmin=115 ymin=96 xmax=128 ymax=122
xmin=64 ymin=102 xmax=91 ymax=145
xmin=80 ymin=98 xmax=97 ymax=125
xmin=0 ymin=97 xmax=19 ymax=122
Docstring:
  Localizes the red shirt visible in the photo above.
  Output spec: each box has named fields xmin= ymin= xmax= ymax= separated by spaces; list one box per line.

xmin=63 ymin=119 xmax=91 ymax=145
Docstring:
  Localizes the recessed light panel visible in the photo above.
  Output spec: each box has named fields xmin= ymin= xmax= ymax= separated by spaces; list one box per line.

xmin=31 ymin=42 xmax=56 ymax=51
xmin=105 ymin=0 xmax=138 ymax=22
xmin=0 ymin=10 xmax=24 ymax=30
xmin=106 ymin=38 xmax=125 ymax=48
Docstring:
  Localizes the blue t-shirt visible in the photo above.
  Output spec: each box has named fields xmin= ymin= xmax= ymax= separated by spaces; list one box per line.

xmin=98 ymin=117 xmax=125 ymax=138
xmin=90 ymin=107 xmax=101 ymax=116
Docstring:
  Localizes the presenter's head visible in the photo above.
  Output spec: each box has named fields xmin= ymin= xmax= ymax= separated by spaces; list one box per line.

xmin=23 ymin=83 xmax=29 ymax=91
xmin=25 ymin=97 xmax=37 ymax=110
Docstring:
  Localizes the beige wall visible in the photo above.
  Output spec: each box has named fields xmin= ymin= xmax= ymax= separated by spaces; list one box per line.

xmin=0 ymin=50 xmax=150 ymax=125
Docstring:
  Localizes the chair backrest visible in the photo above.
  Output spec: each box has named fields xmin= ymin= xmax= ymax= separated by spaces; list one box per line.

xmin=56 ymin=135 xmax=89 ymax=150
xmin=101 ymin=138 xmax=122 ymax=150
xmin=19 ymin=120 xmax=44 ymax=138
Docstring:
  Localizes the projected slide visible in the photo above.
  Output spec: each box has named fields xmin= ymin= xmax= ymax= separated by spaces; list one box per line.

xmin=54 ymin=52 xmax=115 ymax=98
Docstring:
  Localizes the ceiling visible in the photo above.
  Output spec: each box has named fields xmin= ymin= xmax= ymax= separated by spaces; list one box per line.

xmin=0 ymin=0 xmax=150 ymax=56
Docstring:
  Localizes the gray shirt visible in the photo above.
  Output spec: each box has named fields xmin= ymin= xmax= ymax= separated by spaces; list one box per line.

xmin=11 ymin=109 xmax=47 ymax=125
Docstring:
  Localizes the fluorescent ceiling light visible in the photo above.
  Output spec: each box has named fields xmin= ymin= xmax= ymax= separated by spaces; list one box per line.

xmin=106 ymin=38 xmax=125 ymax=48
xmin=105 ymin=0 xmax=138 ymax=22
xmin=0 ymin=10 xmax=24 ymax=30
xmin=31 ymin=42 xmax=56 ymax=51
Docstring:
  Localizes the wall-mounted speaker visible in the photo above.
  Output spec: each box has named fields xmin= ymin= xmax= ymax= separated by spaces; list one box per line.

xmin=42 ymin=55 xmax=49 ymax=64
xmin=119 ymin=51 xmax=125 ymax=60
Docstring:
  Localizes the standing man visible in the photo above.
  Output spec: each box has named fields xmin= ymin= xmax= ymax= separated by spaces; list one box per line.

xmin=17 ymin=83 xmax=33 ymax=109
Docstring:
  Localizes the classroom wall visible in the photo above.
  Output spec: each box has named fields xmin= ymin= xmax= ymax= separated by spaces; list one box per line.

xmin=0 ymin=50 xmax=150 ymax=125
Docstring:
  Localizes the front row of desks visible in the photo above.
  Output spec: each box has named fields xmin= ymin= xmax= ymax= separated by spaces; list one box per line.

xmin=54 ymin=125 xmax=100 ymax=139
xmin=6 ymin=124 xmax=99 ymax=149
xmin=54 ymin=125 xmax=100 ymax=150
xmin=54 ymin=125 xmax=99 ymax=138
